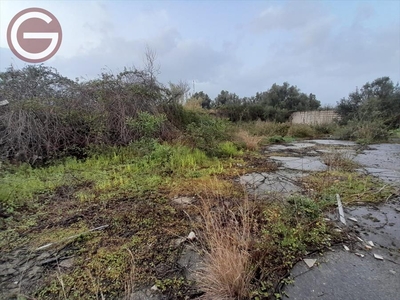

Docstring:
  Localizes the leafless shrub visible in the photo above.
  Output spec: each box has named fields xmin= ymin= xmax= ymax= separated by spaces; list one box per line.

xmin=0 ymin=50 xmax=182 ymax=164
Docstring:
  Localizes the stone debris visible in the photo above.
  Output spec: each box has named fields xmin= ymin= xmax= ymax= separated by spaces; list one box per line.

xmin=303 ymin=258 xmax=317 ymax=268
xmin=150 ymin=285 xmax=158 ymax=291
xmin=367 ymin=241 xmax=375 ymax=247
xmin=336 ymin=194 xmax=346 ymax=225
xmin=343 ymin=245 xmax=350 ymax=251
xmin=59 ymin=258 xmax=74 ymax=268
xmin=373 ymin=254 xmax=384 ymax=260
xmin=389 ymin=270 xmax=396 ymax=275
xmin=172 ymin=196 xmax=195 ymax=205
xmin=348 ymin=217 xmax=358 ymax=222
xmin=355 ymin=253 xmax=365 ymax=258
xmin=187 ymin=231 xmax=196 ymax=241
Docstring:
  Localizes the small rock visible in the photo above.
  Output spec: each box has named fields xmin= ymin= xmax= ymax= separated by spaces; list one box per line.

xmin=373 ymin=254 xmax=384 ymax=260
xmin=367 ymin=241 xmax=375 ymax=247
xmin=343 ymin=245 xmax=350 ymax=251
xmin=187 ymin=231 xmax=196 ymax=241
xmin=59 ymin=258 xmax=74 ymax=268
xmin=150 ymin=285 xmax=158 ymax=291
xmin=356 ymin=236 xmax=364 ymax=242
xmin=172 ymin=196 xmax=194 ymax=205
xmin=389 ymin=270 xmax=396 ymax=275
xmin=173 ymin=237 xmax=187 ymax=246
xmin=303 ymin=258 xmax=317 ymax=268
xmin=348 ymin=217 xmax=358 ymax=222
xmin=365 ymin=245 xmax=372 ymax=250
xmin=355 ymin=253 xmax=365 ymax=258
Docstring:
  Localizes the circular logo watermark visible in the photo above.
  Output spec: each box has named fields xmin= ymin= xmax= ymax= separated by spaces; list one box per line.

xmin=7 ymin=8 xmax=62 ymax=63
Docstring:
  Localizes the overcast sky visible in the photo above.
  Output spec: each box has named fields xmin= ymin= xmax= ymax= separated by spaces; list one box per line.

xmin=0 ymin=0 xmax=399 ymax=105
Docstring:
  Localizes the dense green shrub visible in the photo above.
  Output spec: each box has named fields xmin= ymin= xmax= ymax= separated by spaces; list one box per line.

xmin=334 ymin=120 xmax=389 ymax=144
xmin=126 ymin=112 xmax=167 ymax=140
xmin=185 ymin=114 xmax=231 ymax=156
xmin=217 ymin=141 xmax=243 ymax=157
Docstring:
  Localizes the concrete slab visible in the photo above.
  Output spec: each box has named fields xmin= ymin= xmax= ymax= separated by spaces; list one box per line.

xmin=283 ymin=247 xmax=400 ymax=300
xmin=239 ymin=171 xmax=305 ymax=195
xmin=270 ymin=156 xmax=328 ymax=171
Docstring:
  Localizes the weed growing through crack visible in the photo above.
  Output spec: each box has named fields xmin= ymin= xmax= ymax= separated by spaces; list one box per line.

xmin=302 ymin=171 xmax=394 ymax=204
xmin=322 ymin=151 xmax=358 ymax=172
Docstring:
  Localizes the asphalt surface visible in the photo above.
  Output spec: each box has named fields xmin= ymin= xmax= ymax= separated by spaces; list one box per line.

xmin=283 ymin=143 xmax=400 ymax=300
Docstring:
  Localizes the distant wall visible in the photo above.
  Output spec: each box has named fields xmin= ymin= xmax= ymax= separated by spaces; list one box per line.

xmin=291 ymin=110 xmax=340 ymax=125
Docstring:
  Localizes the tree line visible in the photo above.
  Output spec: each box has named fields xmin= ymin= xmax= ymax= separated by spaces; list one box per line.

xmin=0 ymin=59 xmax=399 ymax=164
xmin=192 ymin=82 xmax=321 ymax=122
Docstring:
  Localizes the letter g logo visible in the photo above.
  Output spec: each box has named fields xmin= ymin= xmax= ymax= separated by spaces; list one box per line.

xmin=7 ymin=8 xmax=62 ymax=63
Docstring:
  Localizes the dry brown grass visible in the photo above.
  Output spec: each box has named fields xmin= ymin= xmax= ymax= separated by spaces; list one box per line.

xmin=250 ymin=120 xmax=291 ymax=136
xmin=196 ymin=196 xmax=254 ymax=300
xmin=184 ymin=97 xmax=204 ymax=111
xmin=235 ymin=130 xmax=263 ymax=151
xmin=124 ymin=248 xmax=136 ymax=300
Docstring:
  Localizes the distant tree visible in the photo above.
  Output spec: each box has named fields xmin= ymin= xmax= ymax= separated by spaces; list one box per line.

xmin=252 ymin=83 xmax=321 ymax=121
xmin=213 ymin=83 xmax=321 ymax=122
xmin=214 ymin=90 xmax=240 ymax=107
xmin=336 ymin=77 xmax=400 ymax=128
xmin=192 ymin=91 xmax=212 ymax=109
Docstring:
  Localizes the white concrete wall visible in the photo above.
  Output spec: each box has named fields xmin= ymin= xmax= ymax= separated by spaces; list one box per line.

xmin=291 ymin=110 xmax=340 ymax=125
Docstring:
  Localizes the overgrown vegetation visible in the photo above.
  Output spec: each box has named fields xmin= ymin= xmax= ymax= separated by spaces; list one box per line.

xmin=0 ymin=62 xmax=398 ymax=299
xmin=335 ymin=77 xmax=400 ymax=143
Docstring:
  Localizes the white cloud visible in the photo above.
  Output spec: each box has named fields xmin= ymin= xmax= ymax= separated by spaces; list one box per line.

xmin=0 ymin=1 xmax=399 ymax=105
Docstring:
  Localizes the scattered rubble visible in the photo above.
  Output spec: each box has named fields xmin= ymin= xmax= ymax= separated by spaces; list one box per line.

xmin=303 ymin=259 xmax=317 ymax=268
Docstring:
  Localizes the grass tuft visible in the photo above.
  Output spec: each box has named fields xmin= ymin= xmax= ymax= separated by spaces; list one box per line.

xmin=197 ymin=196 xmax=254 ymax=300
xmin=234 ymin=130 xmax=263 ymax=151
